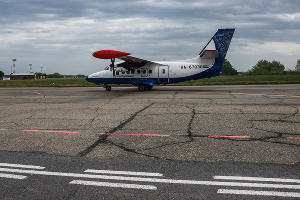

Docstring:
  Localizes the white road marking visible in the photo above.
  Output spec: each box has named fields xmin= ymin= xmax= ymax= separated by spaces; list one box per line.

xmin=228 ymin=93 xmax=246 ymax=95
xmin=266 ymin=94 xmax=286 ymax=97
xmin=0 ymin=163 xmax=45 ymax=170
xmin=214 ymin=176 xmax=300 ymax=184
xmin=247 ymin=94 xmax=264 ymax=96
xmin=217 ymin=189 xmax=300 ymax=198
xmin=0 ymin=172 xmax=27 ymax=180
xmin=84 ymin=169 xmax=163 ymax=177
xmin=0 ymin=167 xmax=299 ymax=190
xmin=70 ymin=180 xmax=157 ymax=190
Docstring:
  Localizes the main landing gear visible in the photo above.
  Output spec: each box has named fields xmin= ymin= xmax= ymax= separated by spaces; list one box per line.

xmin=138 ymin=85 xmax=153 ymax=92
xmin=104 ymin=85 xmax=153 ymax=92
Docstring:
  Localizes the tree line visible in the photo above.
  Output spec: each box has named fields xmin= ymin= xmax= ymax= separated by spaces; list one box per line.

xmin=221 ymin=58 xmax=300 ymax=75
xmin=1 ymin=59 xmax=300 ymax=78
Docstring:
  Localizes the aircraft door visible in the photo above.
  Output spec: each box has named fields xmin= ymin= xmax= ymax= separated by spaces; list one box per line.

xmin=158 ymin=65 xmax=169 ymax=83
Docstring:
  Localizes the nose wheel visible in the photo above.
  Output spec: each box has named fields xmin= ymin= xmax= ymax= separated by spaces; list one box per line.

xmin=104 ymin=85 xmax=111 ymax=91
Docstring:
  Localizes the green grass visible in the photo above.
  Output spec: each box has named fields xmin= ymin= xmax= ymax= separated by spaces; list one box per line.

xmin=173 ymin=74 xmax=300 ymax=85
xmin=0 ymin=75 xmax=300 ymax=87
xmin=0 ymin=78 xmax=95 ymax=87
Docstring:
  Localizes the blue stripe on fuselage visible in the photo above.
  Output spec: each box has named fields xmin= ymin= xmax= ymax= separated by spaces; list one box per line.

xmin=87 ymin=65 xmax=222 ymax=85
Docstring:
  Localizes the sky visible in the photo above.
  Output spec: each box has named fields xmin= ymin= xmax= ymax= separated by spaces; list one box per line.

xmin=0 ymin=0 xmax=300 ymax=75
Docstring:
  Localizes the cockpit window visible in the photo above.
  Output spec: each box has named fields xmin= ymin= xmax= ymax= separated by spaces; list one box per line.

xmin=104 ymin=66 xmax=109 ymax=70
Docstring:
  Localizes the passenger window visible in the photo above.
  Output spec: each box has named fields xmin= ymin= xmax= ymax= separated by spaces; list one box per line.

xmin=131 ymin=69 xmax=135 ymax=74
xmin=162 ymin=69 xmax=166 ymax=74
xmin=184 ymin=66 xmax=186 ymax=69
xmin=116 ymin=71 xmax=119 ymax=75
xmin=126 ymin=71 xmax=129 ymax=74
xmin=122 ymin=71 xmax=125 ymax=74
xmin=149 ymin=70 xmax=152 ymax=74
xmin=143 ymin=70 xmax=146 ymax=74
xmin=137 ymin=70 xmax=140 ymax=74
xmin=181 ymin=66 xmax=183 ymax=69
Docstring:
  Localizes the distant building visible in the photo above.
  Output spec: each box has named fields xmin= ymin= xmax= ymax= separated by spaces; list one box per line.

xmin=10 ymin=73 xmax=36 ymax=80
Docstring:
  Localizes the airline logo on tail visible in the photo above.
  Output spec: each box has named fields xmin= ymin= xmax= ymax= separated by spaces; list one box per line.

xmin=213 ymin=29 xmax=235 ymax=66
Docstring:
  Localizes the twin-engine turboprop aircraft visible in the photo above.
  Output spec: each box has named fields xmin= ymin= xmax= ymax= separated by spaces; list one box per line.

xmin=87 ymin=28 xmax=235 ymax=91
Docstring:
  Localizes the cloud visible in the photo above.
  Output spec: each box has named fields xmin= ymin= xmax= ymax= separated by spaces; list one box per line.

xmin=0 ymin=0 xmax=300 ymax=74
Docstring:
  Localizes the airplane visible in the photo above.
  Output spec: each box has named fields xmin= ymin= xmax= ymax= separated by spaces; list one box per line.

xmin=87 ymin=28 xmax=235 ymax=91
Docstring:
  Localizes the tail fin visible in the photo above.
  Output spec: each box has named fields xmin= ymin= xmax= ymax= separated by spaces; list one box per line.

xmin=200 ymin=28 xmax=235 ymax=66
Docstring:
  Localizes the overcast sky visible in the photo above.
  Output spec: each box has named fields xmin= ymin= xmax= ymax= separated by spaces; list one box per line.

xmin=0 ymin=0 xmax=300 ymax=75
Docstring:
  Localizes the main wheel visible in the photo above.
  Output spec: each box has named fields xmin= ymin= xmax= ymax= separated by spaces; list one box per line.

xmin=138 ymin=85 xmax=145 ymax=92
xmin=146 ymin=85 xmax=153 ymax=91
xmin=105 ymin=86 xmax=111 ymax=91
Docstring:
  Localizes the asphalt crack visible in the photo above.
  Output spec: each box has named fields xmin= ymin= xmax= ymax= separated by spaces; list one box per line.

xmin=78 ymin=103 xmax=153 ymax=157
xmin=140 ymin=106 xmax=196 ymax=153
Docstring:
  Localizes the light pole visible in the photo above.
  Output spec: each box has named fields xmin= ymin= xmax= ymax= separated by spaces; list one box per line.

xmin=12 ymin=58 xmax=16 ymax=74
xmin=29 ymin=64 xmax=32 ymax=73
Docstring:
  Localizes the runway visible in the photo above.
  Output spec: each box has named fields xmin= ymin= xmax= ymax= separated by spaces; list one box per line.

xmin=0 ymin=85 xmax=299 ymax=199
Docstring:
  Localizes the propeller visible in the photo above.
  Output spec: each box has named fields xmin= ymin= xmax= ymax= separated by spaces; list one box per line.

xmin=110 ymin=58 xmax=116 ymax=76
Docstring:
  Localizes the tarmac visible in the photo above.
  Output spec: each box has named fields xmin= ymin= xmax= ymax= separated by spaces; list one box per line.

xmin=0 ymin=85 xmax=299 ymax=164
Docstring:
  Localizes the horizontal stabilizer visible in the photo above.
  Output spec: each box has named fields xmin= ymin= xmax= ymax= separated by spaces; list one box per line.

xmin=200 ymin=50 xmax=218 ymax=59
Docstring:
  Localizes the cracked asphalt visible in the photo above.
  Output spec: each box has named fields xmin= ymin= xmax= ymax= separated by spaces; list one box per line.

xmin=0 ymin=85 xmax=299 ymax=164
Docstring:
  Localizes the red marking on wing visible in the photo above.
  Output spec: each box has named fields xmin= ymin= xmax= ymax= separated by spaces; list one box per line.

xmin=23 ymin=130 xmax=80 ymax=134
xmin=96 ymin=133 xmax=170 ymax=137
xmin=93 ymin=50 xmax=131 ymax=59
xmin=208 ymin=135 xmax=250 ymax=138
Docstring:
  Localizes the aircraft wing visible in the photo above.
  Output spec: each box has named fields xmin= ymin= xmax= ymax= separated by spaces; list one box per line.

xmin=118 ymin=55 xmax=159 ymax=65
xmin=93 ymin=50 xmax=160 ymax=69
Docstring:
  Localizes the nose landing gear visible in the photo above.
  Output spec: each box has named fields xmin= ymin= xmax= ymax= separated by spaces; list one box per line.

xmin=104 ymin=85 xmax=111 ymax=91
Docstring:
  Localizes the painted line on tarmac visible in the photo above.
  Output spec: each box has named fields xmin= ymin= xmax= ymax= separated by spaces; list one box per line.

xmin=96 ymin=133 xmax=170 ymax=137
xmin=217 ymin=189 xmax=300 ymax=198
xmin=0 ymin=172 xmax=27 ymax=180
xmin=70 ymin=180 xmax=157 ymax=190
xmin=0 ymin=167 xmax=300 ymax=190
xmin=85 ymin=169 xmax=163 ymax=177
xmin=23 ymin=130 xmax=80 ymax=134
xmin=265 ymin=94 xmax=287 ymax=97
xmin=208 ymin=135 xmax=250 ymax=139
xmin=214 ymin=176 xmax=300 ymax=184
xmin=226 ymin=92 xmax=300 ymax=98
xmin=287 ymin=137 xmax=300 ymax=140
xmin=0 ymin=163 xmax=45 ymax=170
xmin=0 ymin=129 xmax=8 ymax=131
xmin=247 ymin=94 xmax=264 ymax=96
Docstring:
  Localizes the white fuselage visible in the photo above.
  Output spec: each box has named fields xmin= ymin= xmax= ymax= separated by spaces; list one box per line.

xmin=88 ymin=56 xmax=215 ymax=83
